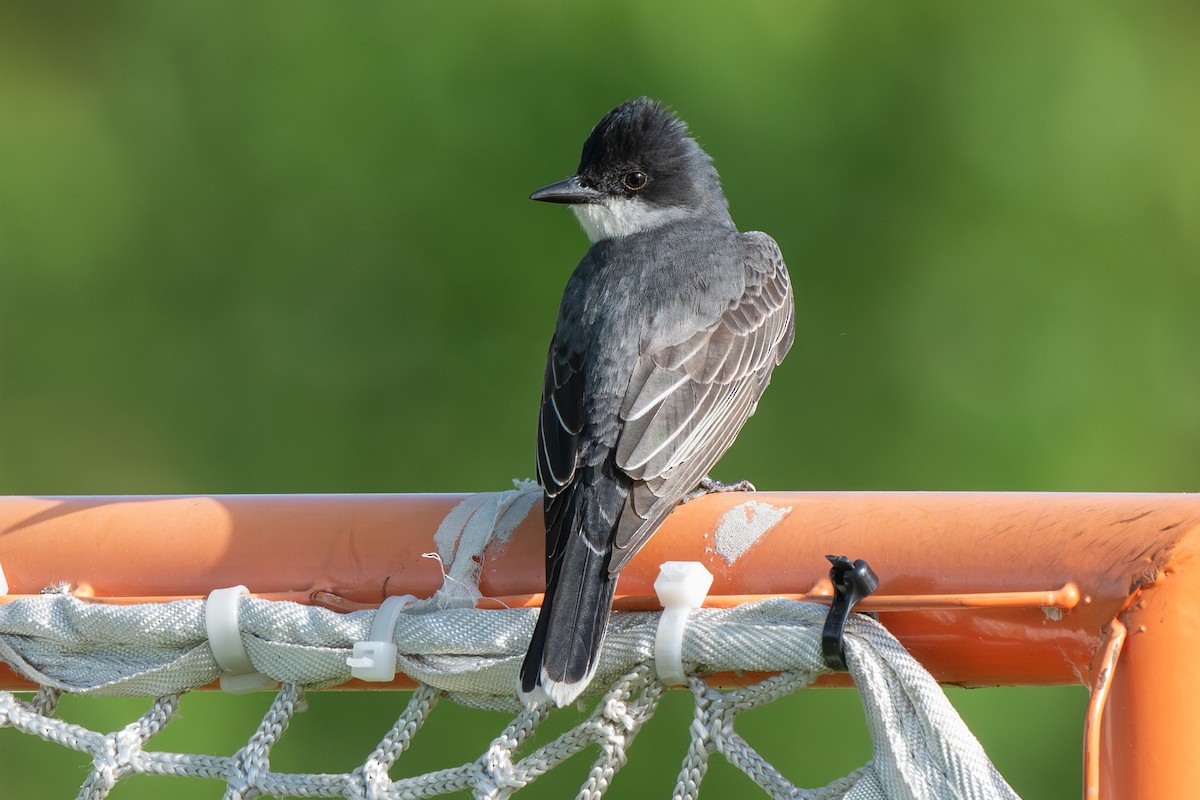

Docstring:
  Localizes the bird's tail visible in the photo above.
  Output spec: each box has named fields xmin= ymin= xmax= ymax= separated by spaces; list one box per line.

xmin=519 ymin=497 xmax=619 ymax=708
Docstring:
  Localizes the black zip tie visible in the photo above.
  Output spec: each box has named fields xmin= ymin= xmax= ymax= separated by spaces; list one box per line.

xmin=821 ymin=555 xmax=880 ymax=671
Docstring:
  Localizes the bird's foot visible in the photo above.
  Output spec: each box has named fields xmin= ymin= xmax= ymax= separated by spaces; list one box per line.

xmin=681 ymin=475 xmax=757 ymax=504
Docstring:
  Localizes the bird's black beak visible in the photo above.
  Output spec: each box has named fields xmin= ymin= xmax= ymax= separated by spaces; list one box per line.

xmin=530 ymin=175 xmax=603 ymax=204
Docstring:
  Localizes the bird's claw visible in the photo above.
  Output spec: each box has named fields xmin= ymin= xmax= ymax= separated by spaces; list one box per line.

xmin=681 ymin=476 xmax=757 ymax=504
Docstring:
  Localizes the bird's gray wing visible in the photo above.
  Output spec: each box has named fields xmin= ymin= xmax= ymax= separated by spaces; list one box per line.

xmin=536 ymin=337 xmax=586 ymax=569
xmin=609 ymin=232 xmax=795 ymax=575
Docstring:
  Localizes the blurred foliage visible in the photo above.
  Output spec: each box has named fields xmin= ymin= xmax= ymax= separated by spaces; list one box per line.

xmin=1 ymin=0 xmax=1197 ymax=797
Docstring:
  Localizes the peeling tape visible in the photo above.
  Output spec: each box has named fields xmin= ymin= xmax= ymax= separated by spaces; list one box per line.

xmin=713 ymin=501 xmax=792 ymax=565
xmin=425 ymin=482 xmax=540 ymax=607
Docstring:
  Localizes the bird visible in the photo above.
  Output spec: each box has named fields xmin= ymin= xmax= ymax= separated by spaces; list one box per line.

xmin=520 ymin=98 xmax=795 ymax=707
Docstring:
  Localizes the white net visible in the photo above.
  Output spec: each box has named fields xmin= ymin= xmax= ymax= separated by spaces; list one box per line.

xmin=0 ymin=488 xmax=1021 ymax=799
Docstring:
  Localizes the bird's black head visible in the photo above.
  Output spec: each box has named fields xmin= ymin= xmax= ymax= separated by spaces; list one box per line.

xmin=531 ymin=98 xmax=730 ymax=242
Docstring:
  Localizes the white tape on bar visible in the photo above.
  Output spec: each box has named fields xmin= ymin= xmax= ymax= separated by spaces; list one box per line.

xmin=346 ymin=593 xmax=418 ymax=681
xmin=653 ymin=562 xmax=714 ymax=687
xmin=205 ymin=585 xmax=277 ymax=693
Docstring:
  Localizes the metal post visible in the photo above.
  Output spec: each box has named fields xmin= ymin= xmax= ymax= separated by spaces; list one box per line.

xmin=1100 ymin=524 xmax=1200 ymax=798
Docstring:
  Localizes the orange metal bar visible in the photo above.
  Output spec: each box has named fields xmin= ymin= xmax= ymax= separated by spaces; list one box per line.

xmin=0 ymin=491 xmax=1197 ymax=799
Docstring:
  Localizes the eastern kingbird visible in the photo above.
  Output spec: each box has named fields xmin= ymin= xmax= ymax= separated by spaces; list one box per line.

xmin=521 ymin=98 xmax=795 ymax=707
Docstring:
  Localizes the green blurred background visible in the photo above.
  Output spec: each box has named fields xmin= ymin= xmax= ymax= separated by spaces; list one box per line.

xmin=1 ymin=1 xmax=1197 ymax=797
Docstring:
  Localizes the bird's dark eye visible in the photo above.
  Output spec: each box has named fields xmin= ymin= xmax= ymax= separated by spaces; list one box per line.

xmin=622 ymin=170 xmax=648 ymax=191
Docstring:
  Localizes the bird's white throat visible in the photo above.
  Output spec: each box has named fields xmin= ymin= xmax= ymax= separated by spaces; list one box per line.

xmin=571 ymin=197 xmax=692 ymax=243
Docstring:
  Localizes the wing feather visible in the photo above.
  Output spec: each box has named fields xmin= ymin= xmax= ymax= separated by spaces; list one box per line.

xmin=537 ymin=337 xmax=587 ymax=564
xmin=622 ymin=365 xmax=693 ymax=422
xmin=619 ymin=383 xmax=719 ymax=474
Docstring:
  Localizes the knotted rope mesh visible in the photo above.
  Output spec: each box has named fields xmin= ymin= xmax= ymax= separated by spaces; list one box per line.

xmin=0 ymin=486 xmax=1020 ymax=799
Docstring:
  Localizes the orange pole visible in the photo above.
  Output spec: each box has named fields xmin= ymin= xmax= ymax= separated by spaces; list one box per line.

xmin=1099 ymin=522 xmax=1200 ymax=799
xmin=0 ymin=491 xmax=1197 ymax=799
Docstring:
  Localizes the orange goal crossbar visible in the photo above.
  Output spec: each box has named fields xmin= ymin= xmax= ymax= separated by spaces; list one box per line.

xmin=1 ymin=491 xmax=1198 ymax=799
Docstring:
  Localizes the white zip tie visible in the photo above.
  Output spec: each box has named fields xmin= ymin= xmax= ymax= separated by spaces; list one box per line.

xmin=205 ymin=585 xmax=277 ymax=693
xmin=346 ymin=593 xmax=418 ymax=681
xmin=653 ymin=562 xmax=713 ymax=687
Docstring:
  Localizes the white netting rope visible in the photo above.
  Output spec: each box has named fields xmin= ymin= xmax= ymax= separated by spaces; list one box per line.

xmin=0 ymin=487 xmax=1021 ymax=799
